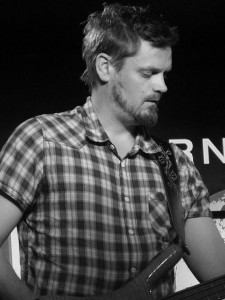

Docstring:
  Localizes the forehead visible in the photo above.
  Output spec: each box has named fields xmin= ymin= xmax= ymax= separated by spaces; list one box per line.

xmin=126 ymin=40 xmax=172 ymax=71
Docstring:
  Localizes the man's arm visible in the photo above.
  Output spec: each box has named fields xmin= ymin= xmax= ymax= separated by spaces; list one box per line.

xmin=0 ymin=195 xmax=36 ymax=300
xmin=184 ymin=216 xmax=225 ymax=282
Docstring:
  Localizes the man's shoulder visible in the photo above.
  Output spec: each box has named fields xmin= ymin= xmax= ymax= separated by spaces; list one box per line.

xmin=14 ymin=106 xmax=86 ymax=149
xmin=35 ymin=107 xmax=86 ymax=148
xmin=35 ymin=107 xmax=82 ymax=126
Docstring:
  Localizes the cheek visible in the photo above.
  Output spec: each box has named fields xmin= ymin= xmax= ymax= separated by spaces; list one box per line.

xmin=127 ymin=83 xmax=144 ymax=96
xmin=119 ymin=76 xmax=145 ymax=100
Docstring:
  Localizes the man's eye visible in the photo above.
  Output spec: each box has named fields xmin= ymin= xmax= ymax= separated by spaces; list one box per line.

xmin=141 ymin=72 xmax=152 ymax=78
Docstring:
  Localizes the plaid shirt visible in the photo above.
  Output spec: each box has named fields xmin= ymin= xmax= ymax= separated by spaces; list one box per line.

xmin=0 ymin=98 xmax=211 ymax=299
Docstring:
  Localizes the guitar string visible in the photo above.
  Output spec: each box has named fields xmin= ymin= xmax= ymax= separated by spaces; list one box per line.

xmin=196 ymin=281 xmax=225 ymax=300
xmin=177 ymin=284 xmax=225 ymax=300
xmin=198 ymin=287 xmax=225 ymax=300
xmin=163 ymin=281 xmax=225 ymax=300
xmin=179 ymin=285 xmax=225 ymax=300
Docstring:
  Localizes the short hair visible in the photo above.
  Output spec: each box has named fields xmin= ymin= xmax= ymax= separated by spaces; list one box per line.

xmin=81 ymin=2 xmax=179 ymax=90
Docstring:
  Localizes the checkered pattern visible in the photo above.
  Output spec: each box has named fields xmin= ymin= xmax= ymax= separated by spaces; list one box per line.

xmin=0 ymin=98 xmax=211 ymax=299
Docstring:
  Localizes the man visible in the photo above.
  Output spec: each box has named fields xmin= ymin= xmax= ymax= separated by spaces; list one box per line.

xmin=0 ymin=3 xmax=225 ymax=300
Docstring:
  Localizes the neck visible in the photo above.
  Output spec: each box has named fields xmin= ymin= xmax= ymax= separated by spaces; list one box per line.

xmin=91 ymin=89 xmax=136 ymax=135
xmin=91 ymin=89 xmax=137 ymax=158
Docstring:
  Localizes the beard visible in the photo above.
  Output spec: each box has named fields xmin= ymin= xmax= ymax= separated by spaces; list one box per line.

xmin=112 ymin=83 xmax=159 ymax=128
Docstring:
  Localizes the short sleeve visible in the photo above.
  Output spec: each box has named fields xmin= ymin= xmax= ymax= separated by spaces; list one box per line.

xmin=0 ymin=118 xmax=44 ymax=212
xmin=171 ymin=143 xmax=212 ymax=220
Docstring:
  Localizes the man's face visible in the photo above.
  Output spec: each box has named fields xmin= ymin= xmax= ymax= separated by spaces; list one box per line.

xmin=111 ymin=40 xmax=172 ymax=127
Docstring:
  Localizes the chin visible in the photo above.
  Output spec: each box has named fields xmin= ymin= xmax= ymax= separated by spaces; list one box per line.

xmin=138 ymin=112 xmax=158 ymax=128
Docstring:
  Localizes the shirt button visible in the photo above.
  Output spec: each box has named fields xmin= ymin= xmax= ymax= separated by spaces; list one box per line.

xmin=131 ymin=266 xmax=137 ymax=274
xmin=128 ymin=228 xmax=134 ymax=235
xmin=124 ymin=196 xmax=130 ymax=202
xmin=121 ymin=161 xmax=125 ymax=168
xmin=150 ymin=194 xmax=155 ymax=200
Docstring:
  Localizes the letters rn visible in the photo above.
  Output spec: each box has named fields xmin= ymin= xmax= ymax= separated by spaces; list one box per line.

xmin=169 ymin=138 xmax=225 ymax=164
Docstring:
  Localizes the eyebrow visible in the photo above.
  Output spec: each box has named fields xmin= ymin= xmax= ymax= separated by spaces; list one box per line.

xmin=138 ymin=66 xmax=172 ymax=73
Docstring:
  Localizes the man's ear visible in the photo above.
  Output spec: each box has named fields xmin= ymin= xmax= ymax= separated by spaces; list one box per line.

xmin=95 ymin=53 xmax=114 ymax=83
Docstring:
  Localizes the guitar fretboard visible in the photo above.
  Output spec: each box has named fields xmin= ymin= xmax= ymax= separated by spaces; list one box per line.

xmin=162 ymin=274 xmax=225 ymax=300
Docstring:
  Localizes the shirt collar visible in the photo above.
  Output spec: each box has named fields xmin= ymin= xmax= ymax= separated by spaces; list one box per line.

xmin=81 ymin=97 xmax=161 ymax=155
xmin=130 ymin=128 xmax=161 ymax=156
xmin=81 ymin=97 xmax=109 ymax=143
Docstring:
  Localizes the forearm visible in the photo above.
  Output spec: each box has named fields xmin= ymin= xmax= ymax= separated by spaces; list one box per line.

xmin=184 ymin=217 xmax=225 ymax=282
xmin=0 ymin=248 xmax=36 ymax=300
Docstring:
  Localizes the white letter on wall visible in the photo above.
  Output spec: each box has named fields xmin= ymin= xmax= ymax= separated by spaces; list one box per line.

xmin=202 ymin=138 xmax=225 ymax=164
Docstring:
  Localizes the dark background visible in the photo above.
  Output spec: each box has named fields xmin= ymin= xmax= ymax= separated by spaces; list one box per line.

xmin=1 ymin=0 xmax=224 ymax=194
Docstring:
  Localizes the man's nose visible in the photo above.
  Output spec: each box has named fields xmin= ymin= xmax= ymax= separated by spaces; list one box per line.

xmin=152 ymin=73 xmax=168 ymax=93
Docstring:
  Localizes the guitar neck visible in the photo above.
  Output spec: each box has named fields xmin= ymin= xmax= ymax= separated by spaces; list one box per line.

xmin=162 ymin=274 xmax=225 ymax=300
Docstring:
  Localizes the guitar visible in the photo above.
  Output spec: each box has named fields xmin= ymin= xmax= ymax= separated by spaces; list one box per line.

xmin=39 ymin=244 xmax=225 ymax=300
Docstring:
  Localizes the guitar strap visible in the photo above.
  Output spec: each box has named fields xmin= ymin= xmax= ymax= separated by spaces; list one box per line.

xmin=153 ymin=137 xmax=190 ymax=255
